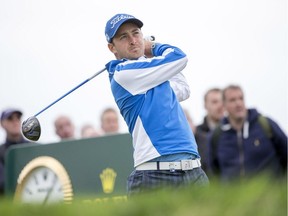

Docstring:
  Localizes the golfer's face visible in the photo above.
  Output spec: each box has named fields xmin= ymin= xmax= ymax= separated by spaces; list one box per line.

xmin=109 ymin=22 xmax=145 ymax=60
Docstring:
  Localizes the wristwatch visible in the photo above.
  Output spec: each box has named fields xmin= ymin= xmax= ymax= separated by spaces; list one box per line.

xmin=151 ymin=42 xmax=156 ymax=55
xmin=14 ymin=156 xmax=73 ymax=204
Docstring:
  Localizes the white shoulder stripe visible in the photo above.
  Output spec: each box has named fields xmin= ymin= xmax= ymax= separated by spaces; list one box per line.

xmin=114 ymin=57 xmax=187 ymax=95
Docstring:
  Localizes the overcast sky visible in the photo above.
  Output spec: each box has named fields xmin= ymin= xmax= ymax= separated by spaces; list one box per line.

xmin=0 ymin=0 xmax=287 ymax=143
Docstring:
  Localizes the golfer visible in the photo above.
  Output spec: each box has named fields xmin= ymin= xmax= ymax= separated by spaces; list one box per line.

xmin=104 ymin=13 xmax=209 ymax=196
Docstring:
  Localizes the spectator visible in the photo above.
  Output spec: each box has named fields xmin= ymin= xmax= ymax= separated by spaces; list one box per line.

xmin=195 ymin=88 xmax=224 ymax=173
xmin=208 ymin=84 xmax=287 ymax=182
xmin=100 ymin=107 xmax=119 ymax=135
xmin=183 ymin=108 xmax=196 ymax=134
xmin=0 ymin=108 xmax=31 ymax=195
xmin=54 ymin=115 xmax=75 ymax=140
xmin=81 ymin=124 xmax=101 ymax=138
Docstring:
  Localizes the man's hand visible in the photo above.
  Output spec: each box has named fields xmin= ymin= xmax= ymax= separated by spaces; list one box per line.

xmin=144 ymin=36 xmax=155 ymax=58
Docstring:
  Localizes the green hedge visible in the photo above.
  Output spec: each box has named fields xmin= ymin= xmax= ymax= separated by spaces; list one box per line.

xmin=0 ymin=176 xmax=286 ymax=216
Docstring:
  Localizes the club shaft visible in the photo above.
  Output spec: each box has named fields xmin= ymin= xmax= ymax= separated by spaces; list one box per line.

xmin=34 ymin=68 xmax=106 ymax=117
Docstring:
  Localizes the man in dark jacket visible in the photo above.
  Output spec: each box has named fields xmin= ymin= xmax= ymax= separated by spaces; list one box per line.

xmin=208 ymin=85 xmax=287 ymax=182
xmin=195 ymin=88 xmax=224 ymax=173
xmin=0 ymin=108 xmax=31 ymax=195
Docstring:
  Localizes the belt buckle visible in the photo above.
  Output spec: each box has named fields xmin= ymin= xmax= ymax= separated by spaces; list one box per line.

xmin=181 ymin=160 xmax=193 ymax=171
xmin=169 ymin=162 xmax=176 ymax=172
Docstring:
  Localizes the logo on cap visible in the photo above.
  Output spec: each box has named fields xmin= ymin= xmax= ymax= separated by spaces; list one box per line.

xmin=105 ymin=13 xmax=143 ymax=43
xmin=110 ymin=14 xmax=135 ymax=29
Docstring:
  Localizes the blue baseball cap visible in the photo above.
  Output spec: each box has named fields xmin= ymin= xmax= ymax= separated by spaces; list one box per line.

xmin=105 ymin=13 xmax=143 ymax=43
xmin=1 ymin=108 xmax=22 ymax=121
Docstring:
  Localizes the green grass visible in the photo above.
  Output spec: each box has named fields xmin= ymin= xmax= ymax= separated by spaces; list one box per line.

xmin=0 ymin=177 xmax=286 ymax=216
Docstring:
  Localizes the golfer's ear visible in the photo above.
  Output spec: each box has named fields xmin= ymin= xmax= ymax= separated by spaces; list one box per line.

xmin=108 ymin=43 xmax=120 ymax=59
xmin=108 ymin=43 xmax=116 ymax=54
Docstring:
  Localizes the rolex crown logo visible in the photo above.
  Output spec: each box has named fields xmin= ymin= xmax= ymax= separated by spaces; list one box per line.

xmin=100 ymin=168 xmax=117 ymax=194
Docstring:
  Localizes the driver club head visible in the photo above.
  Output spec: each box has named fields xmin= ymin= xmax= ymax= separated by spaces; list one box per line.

xmin=22 ymin=116 xmax=41 ymax=141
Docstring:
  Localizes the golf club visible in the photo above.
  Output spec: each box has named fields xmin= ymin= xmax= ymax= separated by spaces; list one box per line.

xmin=22 ymin=35 xmax=155 ymax=141
xmin=22 ymin=67 xmax=106 ymax=141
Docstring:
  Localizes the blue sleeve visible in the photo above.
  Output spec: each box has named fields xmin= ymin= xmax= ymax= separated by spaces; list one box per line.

xmin=152 ymin=43 xmax=186 ymax=60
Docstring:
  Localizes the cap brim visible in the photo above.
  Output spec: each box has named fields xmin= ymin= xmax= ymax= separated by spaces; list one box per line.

xmin=123 ymin=18 xmax=143 ymax=29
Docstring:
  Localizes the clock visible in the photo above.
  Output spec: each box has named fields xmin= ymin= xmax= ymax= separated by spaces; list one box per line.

xmin=14 ymin=156 xmax=73 ymax=204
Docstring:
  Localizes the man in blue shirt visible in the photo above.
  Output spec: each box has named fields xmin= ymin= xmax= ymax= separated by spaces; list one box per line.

xmin=104 ymin=13 xmax=209 ymax=196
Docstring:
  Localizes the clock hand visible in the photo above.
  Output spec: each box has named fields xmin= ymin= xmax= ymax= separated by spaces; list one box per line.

xmin=43 ymin=173 xmax=57 ymax=205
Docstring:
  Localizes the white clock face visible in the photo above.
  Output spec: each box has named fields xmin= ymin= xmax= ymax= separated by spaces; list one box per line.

xmin=21 ymin=167 xmax=64 ymax=204
xmin=14 ymin=156 xmax=73 ymax=204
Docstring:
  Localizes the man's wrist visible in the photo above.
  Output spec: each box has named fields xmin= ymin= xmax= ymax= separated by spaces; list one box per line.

xmin=151 ymin=42 xmax=156 ymax=56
